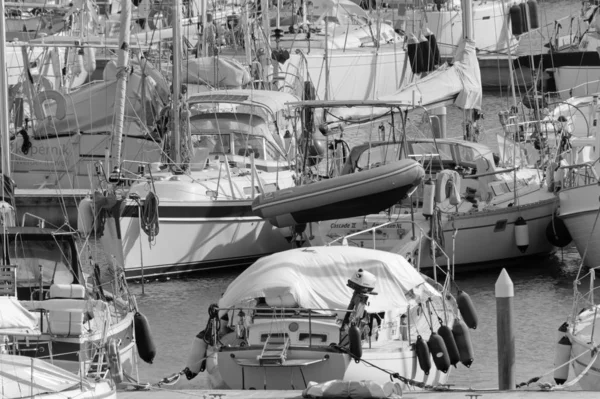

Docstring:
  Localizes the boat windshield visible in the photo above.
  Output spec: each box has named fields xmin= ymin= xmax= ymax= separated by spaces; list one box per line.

xmin=5 ymin=236 xmax=75 ymax=288
xmin=190 ymin=113 xmax=284 ymax=162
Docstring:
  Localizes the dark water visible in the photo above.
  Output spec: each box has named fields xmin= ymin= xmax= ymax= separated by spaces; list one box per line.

xmin=129 ymin=0 xmax=593 ymax=391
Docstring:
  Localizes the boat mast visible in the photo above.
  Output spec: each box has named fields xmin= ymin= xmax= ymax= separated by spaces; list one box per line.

xmin=109 ymin=0 xmax=132 ymax=177
xmin=172 ymin=0 xmax=182 ymax=170
xmin=0 ymin=1 xmax=10 ymax=179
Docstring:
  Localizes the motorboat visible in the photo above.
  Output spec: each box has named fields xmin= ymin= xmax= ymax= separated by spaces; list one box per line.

xmin=0 ymin=296 xmax=117 ymax=399
xmin=182 ymin=246 xmax=472 ymax=390
xmin=101 ymin=89 xmax=302 ymax=279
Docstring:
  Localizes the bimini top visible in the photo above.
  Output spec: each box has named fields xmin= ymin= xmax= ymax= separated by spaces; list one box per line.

xmin=187 ymin=89 xmax=300 ymax=114
xmin=218 ymin=246 xmax=441 ymax=313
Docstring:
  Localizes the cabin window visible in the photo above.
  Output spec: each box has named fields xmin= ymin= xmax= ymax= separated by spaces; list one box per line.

xmin=6 ymin=237 xmax=75 ymax=287
xmin=191 ymin=134 xmax=231 ymax=154
xmin=299 ymin=333 xmax=328 ymax=342
xmin=233 ymin=133 xmax=264 ymax=159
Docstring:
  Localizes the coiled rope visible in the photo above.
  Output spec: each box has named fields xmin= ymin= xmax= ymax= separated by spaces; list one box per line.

xmin=141 ymin=191 xmax=160 ymax=244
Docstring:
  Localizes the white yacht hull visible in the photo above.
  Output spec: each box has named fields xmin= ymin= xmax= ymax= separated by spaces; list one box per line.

xmin=423 ymin=198 xmax=557 ymax=268
xmin=406 ymin=1 xmax=518 ymax=59
xmin=116 ymin=200 xmax=294 ymax=279
xmin=568 ymin=306 xmax=600 ymax=390
xmin=553 ymin=66 xmax=600 ymax=100
xmin=559 ymin=184 xmax=600 ymax=268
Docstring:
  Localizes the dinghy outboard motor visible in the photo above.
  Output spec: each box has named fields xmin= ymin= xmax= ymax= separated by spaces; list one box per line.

xmin=340 ymin=269 xmax=377 ymax=360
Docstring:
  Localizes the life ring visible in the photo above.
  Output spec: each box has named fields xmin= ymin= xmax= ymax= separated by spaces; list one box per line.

xmin=32 ymin=90 xmax=67 ymax=121
xmin=435 ymin=170 xmax=461 ymax=205
xmin=147 ymin=6 xmax=173 ymax=30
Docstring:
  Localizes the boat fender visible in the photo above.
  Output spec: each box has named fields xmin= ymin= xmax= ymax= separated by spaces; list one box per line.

xmin=415 ymin=335 xmax=431 ymax=375
xmin=509 ymin=4 xmax=524 ymax=36
xmin=348 ymin=323 xmax=362 ymax=361
xmin=77 ymin=197 xmax=95 ymax=235
xmin=553 ymin=335 xmax=571 ymax=384
xmin=134 ymin=311 xmax=157 ymax=364
xmin=519 ymin=2 xmax=529 ymax=33
xmin=452 ymin=319 xmax=474 ymax=367
xmin=418 ymin=33 xmax=431 ymax=73
xmin=423 ymin=178 xmax=435 ymax=217
xmin=545 ymin=215 xmax=572 ymax=247
xmin=433 ymin=0 xmax=446 ymax=12
xmin=32 ymin=90 xmax=67 ymax=121
xmin=427 ymin=332 xmax=450 ymax=373
xmin=424 ymin=30 xmax=441 ymax=71
xmin=184 ymin=330 xmax=208 ymax=379
xmin=438 ymin=324 xmax=460 ymax=367
xmin=107 ymin=338 xmax=123 ymax=384
xmin=407 ymin=34 xmax=425 ymax=74
xmin=515 ymin=217 xmax=529 ymax=253
xmin=68 ymin=48 xmax=83 ymax=76
xmin=527 ymin=0 xmax=539 ymax=30
xmin=83 ymin=47 xmax=97 ymax=73
xmin=457 ymin=290 xmax=478 ymax=329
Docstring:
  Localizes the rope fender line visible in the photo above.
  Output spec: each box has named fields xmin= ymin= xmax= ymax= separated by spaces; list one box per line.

xmin=141 ymin=191 xmax=160 ymax=243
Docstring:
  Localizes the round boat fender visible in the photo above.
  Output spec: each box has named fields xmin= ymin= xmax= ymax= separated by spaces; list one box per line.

xmin=515 ymin=216 xmax=529 ymax=253
xmin=32 ymin=90 xmax=67 ymax=121
xmin=437 ymin=324 xmax=460 ymax=367
xmin=107 ymin=338 xmax=123 ymax=383
xmin=423 ymin=178 xmax=435 ymax=217
xmin=427 ymin=332 xmax=450 ymax=373
xmin=184 ymin=331 xmax=208 ymax=380
xmin=553 ymin=335 xmax=571 ymax=384
xmin=134 ymin=311 xmax=157 ymax=364
xmin=77 ymin=197 xmax=95 ymax=235
xmin=546 ymin=214 xmax=572 ymax=247
xmin=452 ymin=319 xmax=474 ymax=368
xmin=83 ymin=47 xmax=97 ymax=73
xmin=415 ymin=335 xmax=431 ymax=375
xmin=456 ymin=290 xmax=478 ymax=329
xmin=348 ymin=323 xmax=362 ymax=361
xmin=435 ymin=170 xmax=461 ymax=204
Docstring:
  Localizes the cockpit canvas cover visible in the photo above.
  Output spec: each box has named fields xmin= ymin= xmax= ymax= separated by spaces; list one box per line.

xmin=219 ymin=246 xmax=441 ymax=313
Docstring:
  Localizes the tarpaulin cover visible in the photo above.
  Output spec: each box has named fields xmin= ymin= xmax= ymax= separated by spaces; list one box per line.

xmin=0 ymin=296 xmax=38 ymax=336
xmin=0 ymin=353 xmax=91 ymax=398
xmin=303 ymin=379 xmax=403 ymax=398
xmin=218 ymin=246 xmax=441 ymax=313
xmin=183 ymin=57 xmax=251 ymax=88
xmin=377 ymin=38 xmax=482 ymax=110
xmin=34 ymin=68 xmax=166 ymax=138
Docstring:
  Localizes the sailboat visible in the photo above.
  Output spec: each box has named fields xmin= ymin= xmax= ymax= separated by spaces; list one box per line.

xmin=183 ymin=246 xmax=468 ymax=390
xmin=0 ymin=1 xmax=153 ymax=385
xmin=0 ymin=296 xmax=117 ymax=399
xmin=263 ymin=3 xmax=558 ymax=270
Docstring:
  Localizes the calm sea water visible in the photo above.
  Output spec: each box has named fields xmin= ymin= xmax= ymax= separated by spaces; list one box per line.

xmin=129 ymin=0 xmax=593 ymax=391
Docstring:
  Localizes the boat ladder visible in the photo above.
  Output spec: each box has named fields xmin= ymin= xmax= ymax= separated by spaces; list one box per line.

xmin=258 ymin=335 xmax=291 ymax=365
xmin=87 ymin=350 xmax=110 ymax=379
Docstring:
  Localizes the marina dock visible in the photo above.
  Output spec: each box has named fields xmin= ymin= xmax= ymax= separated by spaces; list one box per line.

xmin=119 ymin=388 xmax=600 ymax=398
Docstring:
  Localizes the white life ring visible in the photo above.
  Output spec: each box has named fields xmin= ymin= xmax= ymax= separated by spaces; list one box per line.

xmin=32 ymin=90 xmax=67 ymax=121
xmin=435 ymin=169 xmax=461 ymax=205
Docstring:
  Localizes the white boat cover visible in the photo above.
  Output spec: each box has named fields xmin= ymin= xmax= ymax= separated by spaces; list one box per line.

xmin=378 ymin=38 xmax=482 ymax=110
xmin=0 ymin=297 xmax=39 ymax=336
xmin=183 ymin=57 xmax=251 ymax=88
xmin=0 ymin=354 xmax=91 ymax=398
xmin=326 ymin=38 xmax=482 ymax=120
xmin=218 ymin=246 xmax=441 ymax=313
xmin=33 ymin=66 xmax=167 ymax=138
xmin=303 ymin=379 xmax=402 ymax=399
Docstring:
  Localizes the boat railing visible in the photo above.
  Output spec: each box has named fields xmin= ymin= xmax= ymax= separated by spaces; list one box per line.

xmin=326 ymin=219 xmax=454 ymax=287
xmin=559 ymin=161 xmax=599 ymax=189
xmin=572 ymin=267 xmax=600 ymax=333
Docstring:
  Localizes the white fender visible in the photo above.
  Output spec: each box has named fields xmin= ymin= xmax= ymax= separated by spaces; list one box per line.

xmin=77 ymin=197 xmax=95 ymax=235
xmin=186 ymin=336 xmax=208 ymax=375
xmin=83 ymin=47 xmax=96 ymax=73
xmin=103 ymin=60 xmax=118 ymax=81
xmin=32 ymin=90 xmax=67 ymax=120
xmin=67 ymin=48 xmax=83 ymax=76
xmin=423 ymin=179 xmax=435 ymax=216
xmin=107 ymin=338 xmax=123 ymax=383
